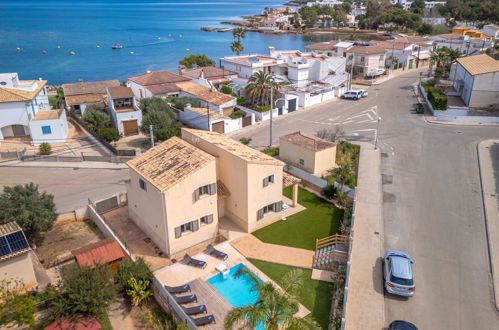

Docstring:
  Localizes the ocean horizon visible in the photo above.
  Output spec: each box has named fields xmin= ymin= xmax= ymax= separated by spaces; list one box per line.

xmin=0 ymin=0 xmax=331 ymax=85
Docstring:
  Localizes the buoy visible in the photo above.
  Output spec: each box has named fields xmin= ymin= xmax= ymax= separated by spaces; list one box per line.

xmin=130 ymin=51 xmax=135 ymax=55
xmin=16 ymin=47 xmax=21 ymax=51
xmin=42 ymin=50 xmax=47 ymax=54
xmin=57 ymin=45 xmax=61 ymax=49
xmin=70 ymin=51 xmax=76 ymax=55
xmin=96 ymin=45 xmax=100 ymax=48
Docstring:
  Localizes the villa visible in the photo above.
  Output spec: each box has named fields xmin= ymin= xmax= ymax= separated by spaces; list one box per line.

xmin=0 ymin=73 xmax=68 ymax=145
xmin=126 ymin=70 xmax=191 ymax=99
xmin=106 ymin=86 xmax=142 ymax=136
xmin=305 ymin=41 xmax=354 ymax=58
xmin=176 ymin=81 xmax=236 ymax=115
xmin=346 ymin=45 xmax=387 ymax=78
xmin=125 ymin=128 xmax=297 ymax=259
xmin=179 ymin=66 xmax=238 ymax=86
xmin=371 ymin=38 xmax=433 ymax=70
xmin=62 ymin=79 xmax=120 ymax=114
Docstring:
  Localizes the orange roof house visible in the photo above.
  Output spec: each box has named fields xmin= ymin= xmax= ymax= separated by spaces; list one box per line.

xmin=71 ymin=237 xmax=125 ymax=269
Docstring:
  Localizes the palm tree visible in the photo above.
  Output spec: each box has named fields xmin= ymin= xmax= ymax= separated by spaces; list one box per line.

xmin=328 ymin=163 xmax=353 ymax=190
xmin=224 ymin=268 xmax=320 ymax=330
xmin=232 ymin=28 xmax=246 ymax=42
xmin=230 ymin=41 xmax=244 ymax=56
xmin=244 ymin=71 xmax=280 ymax=106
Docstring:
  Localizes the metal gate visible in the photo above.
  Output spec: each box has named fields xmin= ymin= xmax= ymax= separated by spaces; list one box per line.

xmin=95 ymin=195 xmax=119 ymax=214
xmin=242 ymin=116 xmax=252 ymax=127
xmin=288 ymin=99 xmax=297 ymax=112
xmin=212 ymin=121 xmax=225 ymax=133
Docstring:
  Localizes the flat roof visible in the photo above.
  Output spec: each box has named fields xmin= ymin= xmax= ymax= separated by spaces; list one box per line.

xmin=0 ymin=80 xmax=47 ymax=103
xmin=32 ymin=110 xmax=63 ymax=121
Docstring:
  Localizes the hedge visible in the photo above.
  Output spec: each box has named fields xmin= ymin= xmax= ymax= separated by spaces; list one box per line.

xmin=426 ymin=86 xmax=448 ymax=110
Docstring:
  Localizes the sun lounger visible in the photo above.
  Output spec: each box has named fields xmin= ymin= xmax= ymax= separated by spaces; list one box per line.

xmin=207 ymin=244 xmax=228 ymax=260
xmin=183 ymin=305 xmax=207 ymax=316
xmin=165 ymin=284 xmax=191 ymax=294
xmin=174 ymin=294 xmax=197 ymax=305
xmin=184 ymin=254 xmax=207 ymax=269
xmin=191 ymin=314 xmax=216 ymax=326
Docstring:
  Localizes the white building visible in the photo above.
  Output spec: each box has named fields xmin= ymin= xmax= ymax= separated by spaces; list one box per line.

xmin=0 ymin=73 xmax=68 ymax=145
xmin=372 ymin=37 xmax=433 ymax=69
xmin=176 ymin=81 xmax=237 ymax=116
xmin=482 ymin=25 xmax=499 ymax=40
xmin=106 ymin=86 xmax=142 ymax=136
xmin=62 ymin=80 xmax=120 ymax=115
xmin=430 ymin=34 xmax=492 ymax=56
xmin=126 ymin=70 xmax=191 ymax=99
xmin=390 ymin=0 xmax=446 ymax=9
xmin=305 ymin=41 xmax=354 ymax=58
xmin=307 ymin=0 xmax=342 ymax=7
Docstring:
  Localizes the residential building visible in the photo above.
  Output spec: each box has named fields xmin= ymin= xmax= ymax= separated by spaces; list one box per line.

xmin=62 ymin=80 xmax=120 ymax=114
xmin=305 ymin=41 xmax=354 ymax=58
xmin=346 ymin=46 xmax=387 ymax=78
xmin=279 ymin=132 xmax=337 ymax=176
xmin=371 ymin=38 xmax=433 ymax=69
xmin=450 ymin=54 xmax=499 ymax=108
xmin=452 ymin=27 xmax=486 ymax=39
xmin=220 ymin=54 xmax=281 ymax=80
xmin=0 ymin=73 xmax=68 ymax=145
xmin=106 ymin=86 xmax=142 ymax=136
xmin=180 ymin=66 xmax=238 ymax=86
xmin=0 ymin=222 xmax=37 ymax=290
xmin=126 ymin=128 xmax=287 ymax=257
xmin=307 ymin=0 xmax=342 ymax=7
xmin=430 ymin=34 xmax=492 ymax=56
xmin=126 ymin=70 xmax=191 ymax=99
xmin=177 ymin=81 xmax=236 ymax=115
xmin=422 ymin=17 xmax=446 ymax=25
xmin=391 ymin=0 xmax=445 ymax=9
xmin=72 ymin=238 xmax=125 ymax=271
xmin=179 ymin=105 xmax=246 ymax=134
xmin=482 ymin=25 xmax=499 ymax=40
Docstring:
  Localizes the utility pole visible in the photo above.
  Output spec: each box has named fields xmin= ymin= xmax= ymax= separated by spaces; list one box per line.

xmin=149 ymin=125 xmax=154 ymax=148
xmin=348 ymin=53 xmax=354 ymax=90
xmin=207 ymin=104 xmax=210 ymax=131
xmin=374 ymin=116 xmax=381 ymax=150
xmin=416 ymin=44 xmax=421 ymax=69
xmin=269 ymin=86 xmax=273 ymax=147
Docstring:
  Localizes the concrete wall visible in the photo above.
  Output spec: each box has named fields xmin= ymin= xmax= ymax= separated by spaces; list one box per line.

xmin=0 ymin=253 xmax=37 ymax=290
xmin=126 ymin=81 xmax=154 ymax=99
xmin=280 ymin=139 xmax=337 ymax=176
xmin=29 ymin=110 xmax=69 ymax=145
xmin=179 ymin=109 xmax=244 ymax=133
xmin=0 ymin=101 xmax=31 ymax=140
xmin=469 ymin=71 xmax=499 ymax=107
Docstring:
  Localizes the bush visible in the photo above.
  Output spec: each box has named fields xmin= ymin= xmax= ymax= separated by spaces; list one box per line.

xmin=230 ymin=109 xmax=246 ymax=119
xmin=239 ymin=137 xmax=252 ymax=145
xmin=82 ymin=108 xmax=111 ymax=133
xmin=179 ymin=54 xmax=215 ymax=68
xmin=220 ymin=85 xmax=233 ymax=95
xmin=117 ymin=258 xmax=153 ymax=292
xmin=155 ymin=125 xmax=181 ymax=141
xmin=237 ymin=97 xmax=246 ymax=105
xmin=261 ymin=147 xmax=279 ymax=157
xmin=0 ymin=279 xmax=36 ymax=328
xmin=321 ymin=184 xmax=337 ymax=200
xmin=98 ymin=128 xmax=119 ymax=142
xmin=39 ymin=142 xmax=52 ymax=155
xmin=427 ymin=86 xmax=448 ymax=110
xmin=254 ymin=105 xmax=271 ymax=112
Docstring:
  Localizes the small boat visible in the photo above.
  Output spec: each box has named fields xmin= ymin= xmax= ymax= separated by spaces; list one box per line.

xmin=129 ymin=51 xmax=135 ymax=55
xmin=96 ymin=45 xmax=100 ymax=48
xmin=42 ymin=50 xmax=47 ymax=54
xmin=70 ymin=51 xmax=76 ymax=55
xmin=111 ymin=44 xmax=123 ymax=49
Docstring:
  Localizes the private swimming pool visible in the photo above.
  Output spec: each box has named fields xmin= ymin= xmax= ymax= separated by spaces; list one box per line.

xmin=207 ymin=263 xmax=262 ymax=308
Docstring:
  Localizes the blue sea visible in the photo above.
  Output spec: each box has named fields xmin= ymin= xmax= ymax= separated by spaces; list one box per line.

xmin=0 ymin=0 xmax=326 ymax=84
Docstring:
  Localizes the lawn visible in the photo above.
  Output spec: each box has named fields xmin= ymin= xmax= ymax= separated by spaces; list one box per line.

xmin=252 ymin=186 xmax=343 ymax=250
xmin=248 ymin=259 xmax=332 ymax=329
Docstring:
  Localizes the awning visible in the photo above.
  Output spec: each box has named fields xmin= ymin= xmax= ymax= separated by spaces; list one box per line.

xmin=283 ymin=172 xmax=301 ymax=188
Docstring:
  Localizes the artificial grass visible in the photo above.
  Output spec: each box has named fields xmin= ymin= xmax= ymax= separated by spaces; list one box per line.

xmin=248 ymin=258 xmax=332 ymax=329
xmin=252 ymin=186 xmax=343 ymax=250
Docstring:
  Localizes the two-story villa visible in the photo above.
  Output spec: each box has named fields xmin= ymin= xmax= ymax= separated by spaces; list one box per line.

xmin=0 ymin=73 xmax=68 ymax=145
xmin=106 ymin=86 xmax=142 ymax=136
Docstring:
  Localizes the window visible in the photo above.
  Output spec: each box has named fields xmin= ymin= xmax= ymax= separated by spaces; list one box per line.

xmin=174 ymin=220 xmax=199 ymax=238
xmin=379 ymin=55 xmax=384 ymax=61
xmin=299 ymin=159 xmax=304 ymax=165
xmin=263 ymin=174 xmax=275 ymax=187
xmin=360 ymin=56 xmax=365 ymax=63
xmin=41 ymin=125 xmax=51 ymax=135
xmin=194 ymin=183 xmax=216 ymax=201
xmin=257 ymin=201 xmax=283 ymax=220
xmin=139 ymin=178 xmax=147 ymax=191
xmin=200 ymin=214 xmax=214 ymax=225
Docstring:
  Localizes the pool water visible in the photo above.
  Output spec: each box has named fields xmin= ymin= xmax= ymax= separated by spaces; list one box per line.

xmin=208 ymin=263 xmax=262 ymax=308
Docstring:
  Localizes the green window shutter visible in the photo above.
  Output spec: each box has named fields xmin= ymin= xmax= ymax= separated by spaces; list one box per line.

xmin=175 ymin=226 xmax=181 ymax=238
xmin=192 ymin=220 xmax=199 ymax=232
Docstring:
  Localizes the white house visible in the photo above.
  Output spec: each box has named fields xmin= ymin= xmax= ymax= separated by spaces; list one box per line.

xmin=306 ymin=41 xmax=354 ymax=58
xmin=106 ymin=86 xmax=142 ymax=136
xmin=430 ymin=34 xmax=492 ymax=56
xmin=176 ymin=81 xmax=237 ymax=117
xmin=371 ymin=37 xmax=433 ymax=69
xmin=179 ymin=105 xmax=252 ymax=134
xmin=126 ymin=70 xmax=191 ymax=99
xmin=450 ymin=54 xmax=499 ymax=108
xmin=62 ymin=80 xmax=120 ymax=115
xmin=0 ymin=73 xmax=68 ymax=145
xmin=483 ymin=25 xmax=499 ymax=40
xmin=391 ymin=0 xmax=445 ymax=9
xmin=180 ymin=66 xmax=238 ymax=86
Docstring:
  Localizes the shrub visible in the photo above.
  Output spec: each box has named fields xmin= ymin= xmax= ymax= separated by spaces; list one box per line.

xmin=98 ymin=128 xmax=119 ymax=142
xmin=239 ymin=137 xmax=252 ymax=145
xmin=321 ymin=184 xmax=337 ymax=200
xmin=220 ymin=85 xmax=233 ymax=95
xmin=166 ymin=96 xmax=200 ymax=110
xmin=82 ymin=108 xmax=111 ymax=133
xmin=427 ymin=86 xmax=448 ymax=110
xmin=155 ymin=125 xmax=181 ymax=141
xmin=117 ymin=258 xmax=153 ymax=292
xmin=254 ymin=105 xmax=271 ymax=112
xmin=237 ymin=97 xmax=246 ymax=105
xmin=261 ymin=147 xmax=279 ymax=157
xmin=179 ymin=54 xmax=215 ymax=68
xmin=0 ymin=279 xmax=36 ymax=328
xmin=39 ymin=142 xmax=52 ymax=155
xmin=230 ymin=109 xmax=246 ymax=119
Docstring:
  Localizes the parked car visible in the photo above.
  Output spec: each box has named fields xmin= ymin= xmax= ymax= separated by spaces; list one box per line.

xmin=341 ymin=90 xmax=364 ymax=100
xmin=383 ymin=250 xmax=415 ymax=297
xmin=389 ymin=320 xmax=418 ymax=330
xmin=367 ymin=68 xmax=385 ymax=77
xmin=359 ymin=89 xmax=368 ymax=98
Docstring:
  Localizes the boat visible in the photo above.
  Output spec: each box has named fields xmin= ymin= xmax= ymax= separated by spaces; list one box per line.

xmin=111 ymin=44 xmax=123 ymax=49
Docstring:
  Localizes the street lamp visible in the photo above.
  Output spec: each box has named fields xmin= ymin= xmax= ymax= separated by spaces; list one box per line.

xmin=374 ymin=116 xmax=381 ymax=150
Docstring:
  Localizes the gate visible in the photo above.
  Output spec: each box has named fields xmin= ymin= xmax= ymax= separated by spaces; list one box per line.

xmin=95 ymin=195 xmax=119 ymax=214
xmin=288 ymin=99 xmax=297 ymax=112
xmin=123 ymin=120 xmax=138 ymax=135
xmin=242 ymin=116 xmax=252 ymax=127
xmin=211 ymin=121 xmax=225 ymax=133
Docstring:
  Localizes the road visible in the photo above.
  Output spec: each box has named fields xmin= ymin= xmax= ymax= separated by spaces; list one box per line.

xmin=0 ymin=167 xmax=129 ymax=213
xmin=231 ymin=71 xmax=499 ymax=329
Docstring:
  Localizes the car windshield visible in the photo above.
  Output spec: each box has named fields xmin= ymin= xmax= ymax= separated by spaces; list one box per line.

xmin=390 ymin=274 xmax=414 ymax=286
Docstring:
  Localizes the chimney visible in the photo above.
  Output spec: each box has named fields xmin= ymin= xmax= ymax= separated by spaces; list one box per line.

xmin=200 ymin=70 xmax=205 ymax=80
xmin=146 ymin=68 xmax=151 ymax=74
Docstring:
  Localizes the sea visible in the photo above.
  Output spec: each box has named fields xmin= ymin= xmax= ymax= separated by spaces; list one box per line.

xmin=0 ymin=0 xmax=334 ymax=85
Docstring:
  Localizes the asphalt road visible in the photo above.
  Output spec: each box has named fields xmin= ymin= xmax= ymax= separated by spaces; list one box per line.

xmin=0 ymin=167 xmax=129 ymax=213
xmin=231 ymin=71 xmax=499 ymax=329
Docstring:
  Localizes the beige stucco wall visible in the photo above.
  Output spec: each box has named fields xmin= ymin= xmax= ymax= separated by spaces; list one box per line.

xmin=127 ymin=170 xmax=169 ymax=254
xmin=0 ymin=253 xmax=37 ymax=290
xmin=313 ymin=147 xmax=337 ymax=176
xmin=469 ymin=90 xmax=499 ymax=107
xmin=279 ymin=139 xmax=336 ymax=176
xmin=164 ymin=161 xmax=218 ymax=256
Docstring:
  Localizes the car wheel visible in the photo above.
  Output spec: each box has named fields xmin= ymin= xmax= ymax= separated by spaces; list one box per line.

xmin=354 ymin=97 xmax=358 ymax=100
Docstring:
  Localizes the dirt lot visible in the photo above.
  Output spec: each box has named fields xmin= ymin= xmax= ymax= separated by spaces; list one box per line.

xmin=35 ymin=220 xmax=103 ymax=268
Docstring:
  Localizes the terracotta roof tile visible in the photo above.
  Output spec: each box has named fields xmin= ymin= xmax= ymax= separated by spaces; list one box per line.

xmin=0 ymin=80 xmax=47 ymax=103
xmin=347 ymin=45 xmax=386 ymax=55
xmin=177 ymin=81 xmax=234 ymax=106
xmin=62 ymin=80 xmax=120 ymax=96
xmin=182 ymin=66 xmax=237 ymax=80
xmin=456 ymin=54 xmax=499 ymax=75
xmin=280 ymin=131 xmax=337 ymax=152
xmin=283 ymin=172 xmax=301 ymax=188
xmin=65 ymin=94 xmax=106 ymax=107
xmin=305 ymin=42 xmax=338 ymax=51
xmin=45 ymin=316 xmax=101 ymax=330
xmin=127 ymin=136 xmax=215 ymax=192
xmin=128 ymin=71 xmax=190 ymax=86
xmin=71 ymin=238 xmax=125 ymax=268
xmin=107 ymin=86 xmax=134 ymax=99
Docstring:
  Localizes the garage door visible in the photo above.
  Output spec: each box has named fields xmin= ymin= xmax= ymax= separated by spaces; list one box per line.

xmin=211 ymin=121 xmax=225 ymax=134
xmin=288 ymin=99 xmax=297 ymax=112
xmin=12 ymin=125 xmax=27 ymax=137
xmin=123 ymin=120 xmax=138 ymax=136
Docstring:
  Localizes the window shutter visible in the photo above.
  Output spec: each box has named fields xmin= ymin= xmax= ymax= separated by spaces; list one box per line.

xmin=209 ymin=183 xmax=217 ymax=195
xmin=257 ymin=208 xmax=264 ymax=220
xmin=207 ymin=214 xmax=214 ymax=224
xmin=263 ymin=177 xmax=269 ymax=187
xmin=194 ymin=189 xmax=200 ymax=201
xmin=192 ymin=220 xmax=199 ymax=232
xmin=275 ymin=201 xmax=283 ymax=212
xmin=175 ymin=226 xmax=181 ymax=238
xmin=270 ymin=175 xmax=274 ymax=183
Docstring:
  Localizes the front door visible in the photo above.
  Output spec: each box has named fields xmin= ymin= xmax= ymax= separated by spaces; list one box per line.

xmin=123 ymin=120 xmax=138 ymax=136
xmin=12 ymin=125 xmax=26 ymax=137
xmin=288 ymin=99 xmax=297 ymax=112
xmin=408 ymin=59 xmax=414 ymax=69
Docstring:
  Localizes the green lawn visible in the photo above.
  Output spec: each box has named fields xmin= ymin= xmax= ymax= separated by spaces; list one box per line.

xmin=252 ymin=187 xmax=343 ymax=250
xmin=248 ymin=259 xmax=332 ymax=329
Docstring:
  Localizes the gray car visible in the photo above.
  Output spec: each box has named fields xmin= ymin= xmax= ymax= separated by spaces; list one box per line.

xmin=383 ymin=250 xmax=415 ymax=297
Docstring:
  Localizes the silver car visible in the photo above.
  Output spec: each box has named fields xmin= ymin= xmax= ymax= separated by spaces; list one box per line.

xmin=341 ymin=90 xmax=363 ymax=100
xmin=383 ymin=250 xmax=415 ymax=297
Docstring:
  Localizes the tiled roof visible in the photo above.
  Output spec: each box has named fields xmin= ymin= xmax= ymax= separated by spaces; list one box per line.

xmin=305 ymin=42 xmax=338 ymax=51
xmin=283 ymin=172 xmax=301 ymax=188
xmin=217 ymin=180 xmax=230 ymax=198
xmin=177 ymin=81 xmax=234 ymax=106
xmin=127 ymin=136 xmax=215 ymax=192
xmin=62 ymin=80 xmax=120 ymax=96
xmin=145 ymin=83 xmax=183 ymax=95
xmin=0 ymin=222 xmax=22 ymax=237
xmin=182 ymin=66 xmax=237 ymax=80
xmin=0 ymin=80 xmax=47 ymax=103
xmin=32 ymin=110 xmax=63 ymax=121
xmin=45 ymin=316 xmax=101 ymax=330
xmin=435 ymin=33 xmax=462 ymax=40
xmin=371 ymin=40 xmax=412 ymax=50
xmin=393 ymin=36 xmax=432 ymax=44
xmin=107 ymin=86 xmax=134 ymax=99
xmin=72 ymin=238 xmax=125 ymax=268
xmin=347 ymin=45 xmax=386 ymax=55
xmin=128 ymin=71 xmax=190 ymax=86
xmin=186 ymin=106 xmax=229 ymax=119
xmin=280 ymin=131 xmax=337 ymax=152
xmin=65 ymin=94 xmax=106 ymax=107
xmin=182 ymin=128 xmax=284 ymax=166
xmin=456 ymin=54 xmax=499 ymax=75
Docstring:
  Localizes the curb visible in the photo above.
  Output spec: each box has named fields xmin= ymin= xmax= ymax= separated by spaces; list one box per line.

xmin=476 ymin=140 xmax=499 ymax=311
xmin=0 ymin=161 xmax=128 ymax=170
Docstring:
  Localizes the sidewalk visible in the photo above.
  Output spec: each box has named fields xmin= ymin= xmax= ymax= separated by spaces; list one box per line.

xmin=0 ymin=159 xmax=128 ymax=169
xmin=343 ymin=142 xmax=385 ymax=330
xmin=477 ymin=140 xmax=499 ymax=310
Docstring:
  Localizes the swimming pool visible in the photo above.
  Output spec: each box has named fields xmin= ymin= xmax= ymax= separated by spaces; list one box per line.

xmin=207 ymin=263 xmax=262 ymax=308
